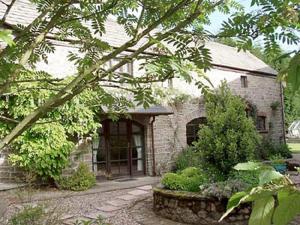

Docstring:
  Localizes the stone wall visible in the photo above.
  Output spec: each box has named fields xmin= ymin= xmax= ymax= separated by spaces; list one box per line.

xmin=62 ymin=137 xmax=94 ymax=175
xmin=153 ymin=188 xmax=250 ymax=225
xmin=0 ymin=148 xmax=24 ymax=182
xmin=150 ymin=69 xmax=285 ymax=175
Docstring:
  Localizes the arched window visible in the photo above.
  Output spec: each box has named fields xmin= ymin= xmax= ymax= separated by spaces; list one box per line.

xmin=186 ymin=117 xmax=207 ymax=145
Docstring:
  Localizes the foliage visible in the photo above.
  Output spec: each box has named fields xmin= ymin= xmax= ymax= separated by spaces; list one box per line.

xmin=174 ymin=146 xmax=202 ymax=172
xmin=270 ymin=101 xmax=280 ymax=110
xmin=256 ymin=138 xmax=292 ymax=160
xmin=8 ymin=204 xmax=63 ymax=225
xmin=161 ymin=167 xmax=207 ymax=192
xmin=199 ymin=179 xmax=249 ymax=200
xmin=285 ymin=53 xmax=300 ymax=93
xmin=0 ymin=29 xmax=14 ymax=46
xmin=284 ymin=86 xmax=300 ymax=127
xmin=194 ymin=82 xmax=261 ymax=176
xmin=57 ymin=163 xmax=96 ymax=191
xmin=0 ymin=0 xmax=225 ymax=150
xmin=73 ymin=216 xmax=110 ymax=225
xmin=220 ymin=162 xmax=300 ymax=225
xmin=229 ymin=170 xmax=260 ymax=188
xmin=9 ymin=123 xmax=74 ymax=180
xmin=153 ymin=86 xmax=192 ymax=105
xmin=269 ymin=154 xmax=286 ymax=164
xmin=8 ymin=205 xmax=44 ymax=225
xmin=219 ymin=0 xmax=300 ymax=92
xmin=174 ymin=147 xmax=225 ymax=182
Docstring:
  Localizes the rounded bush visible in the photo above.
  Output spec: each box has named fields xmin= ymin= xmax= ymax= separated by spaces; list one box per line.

xmin=161 ymin=167 xmax=207 ymax=192
xmin=57 ymin=163 xmax=96 ymax=191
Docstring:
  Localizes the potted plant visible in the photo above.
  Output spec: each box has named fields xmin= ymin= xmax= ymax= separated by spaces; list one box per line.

xmin=270 ymin=101 xmax=280 ymax=111
xmin=269 ymin=154 xmax=287 ymax=173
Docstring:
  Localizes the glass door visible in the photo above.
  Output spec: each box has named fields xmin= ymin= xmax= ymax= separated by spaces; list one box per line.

xmin=108 ymin=121 xmax=130 ymax=177
xmin=93 ymin=119 xmax=145 ymax=178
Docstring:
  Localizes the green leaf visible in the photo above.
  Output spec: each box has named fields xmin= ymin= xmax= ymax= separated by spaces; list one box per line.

xmin=226 ymin=191 xmax=248 ymax=210
xmin=234 ymin=162 xmax=262 ymax=171
xmin=249 ymin=196 xmax=275 ymax=225
xmin=259 ymin=170 xmax=283 ymax=185
xmin=287 ymin=53 xmax=300 ymax=93
xmin=273 ymin=189 xmax=300 ymax=225
xmin=0 ymin=29 xmax=15 ymax=46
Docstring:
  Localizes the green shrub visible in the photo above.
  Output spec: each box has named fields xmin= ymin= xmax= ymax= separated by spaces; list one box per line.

xmin=229 ymin=170 xmax=260 ymax=188
xmin=161 ymin=173 xmax=186 ymax=191
xmin=175 ymin=146 xmax=202 ymax=171
xmin=180 ymin=167 xmax=201 ymax=177
xmin=194 ymin=82 xmax=261 ymax=176
xmin=9 ymin=123 xmax=73 ymax=180
xmin=161 ymin=167 xmax=207 ymax=192
xmin=256 ymin=138 xmax=292 ymax=160
xmin=8 ymin=204 xmax=63 ymax=225
xmin=9 ymin=206 xmax=44 ymax=225
xmin=199 ymin=179 xmax=250 ymax=200
xmin=57 ymin=163 xmax=96 ymax=191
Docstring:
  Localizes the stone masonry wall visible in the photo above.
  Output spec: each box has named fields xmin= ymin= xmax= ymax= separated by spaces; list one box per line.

xmin=153 ymin=188 xmax=250 ymax=225
xmin=150 ymin=68 xmax=285 ymax=175
xmin=0 ymin=148 xmax=24 ymax=182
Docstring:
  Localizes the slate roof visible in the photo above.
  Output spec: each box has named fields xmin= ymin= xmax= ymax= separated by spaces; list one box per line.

xmin=127 ymin=105 xmax=173 ymax=115
xmin=0 ymin=0 xmax=277 ymax=76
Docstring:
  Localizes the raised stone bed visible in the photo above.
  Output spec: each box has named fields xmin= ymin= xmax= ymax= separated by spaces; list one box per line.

xmin=153 ymin=188 xmax=250 ymax=225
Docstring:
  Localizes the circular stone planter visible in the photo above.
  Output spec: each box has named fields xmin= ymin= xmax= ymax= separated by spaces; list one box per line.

xmin=153 ymin=188 xmax=250 ymax=225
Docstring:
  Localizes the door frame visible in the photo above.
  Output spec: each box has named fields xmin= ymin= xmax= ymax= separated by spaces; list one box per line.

xmin=93 ymin=119 xmax=146 ymax=178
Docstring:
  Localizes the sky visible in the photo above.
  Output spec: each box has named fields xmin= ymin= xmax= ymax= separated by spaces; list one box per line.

xmin=205 ymin=0 xmax=299 ymax=52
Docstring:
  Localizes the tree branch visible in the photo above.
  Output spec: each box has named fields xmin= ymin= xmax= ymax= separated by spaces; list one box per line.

xmin=0 ymin=2 xmax=72 ymax=96
xmin=0 ymin=0 xmax=211 ymax=150
xmin=0 ymin=0 xmax=17 ymax=25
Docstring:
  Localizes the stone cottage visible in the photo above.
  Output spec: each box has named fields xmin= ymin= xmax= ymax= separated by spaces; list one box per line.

xmin=0 ymin=0 xmax=285 ymax=181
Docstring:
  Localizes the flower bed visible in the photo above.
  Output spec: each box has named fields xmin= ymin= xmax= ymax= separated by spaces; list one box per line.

xmin=153 ymin=187 xmax=250 ymax=225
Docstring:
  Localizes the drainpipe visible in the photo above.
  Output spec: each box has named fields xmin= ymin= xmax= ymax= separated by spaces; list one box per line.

xmin=150 ymin=116 xmax=156 ymax=176
xmin=280 ymin=82 xmax=286 ymax=144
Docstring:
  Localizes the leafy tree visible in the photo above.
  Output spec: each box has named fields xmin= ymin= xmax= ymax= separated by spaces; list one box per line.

xmin=194 ymin=82 xmax=261 ymax=175
xmin=284 ymin=86 xmax=300 ymax=126
xmin=0 ymin=0 xmax=235 ymax=152
xmin=0 ymin=29 xmax=14 ymax=46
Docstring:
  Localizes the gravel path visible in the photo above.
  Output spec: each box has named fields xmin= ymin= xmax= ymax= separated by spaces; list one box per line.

xmin=0 ymin=183 xmax=183 ymax=225
xmin=1 ymin=179 xmax=300 ymax=225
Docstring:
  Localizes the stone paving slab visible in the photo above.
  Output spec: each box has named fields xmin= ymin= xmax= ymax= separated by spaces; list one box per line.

xmin=0 ymin=183 xmax=26 ymax=191
xmin=117 ymin=194 xmax=138 ymax=201
xmin=63 ymin=217 xmax=89 ymax=225
xmin=107 ymin=199 xmax=129 ymax=207
xmin=137 ymin=185 xmax=153 ymax=191
xmin=128 ymin=189 xmax=149 ymax=196
xmin=84 ymin=212 xmax=103 ymax=220
xmin=61 ymin=214 xmax=75 ymax=220
xmin=97 ymin=205 xmax=120 ymax=212
xmin=96 ymin=211 xmax=116 ymax=219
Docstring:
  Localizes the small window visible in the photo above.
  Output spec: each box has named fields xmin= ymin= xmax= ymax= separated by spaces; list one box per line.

xmin=104 ymin=58 xmax=133 ymax=76
xmin=256 ymin=116 xmax=266 ymax=131
xmin=186 ymin=117 xmax=207 ymax=145
xmin=241 ymin=76 xmax=248 ymax=88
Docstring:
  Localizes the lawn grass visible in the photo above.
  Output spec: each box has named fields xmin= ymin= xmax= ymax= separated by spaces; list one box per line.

xmin=288 ymin=143 xmax=300 ymax=153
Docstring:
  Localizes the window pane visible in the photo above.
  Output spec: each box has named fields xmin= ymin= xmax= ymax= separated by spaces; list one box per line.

xmin=186 ymin=117 xmax=207 ymax=145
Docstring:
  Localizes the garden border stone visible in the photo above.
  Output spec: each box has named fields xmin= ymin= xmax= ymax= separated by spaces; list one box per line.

xmin=153 ymin=187 xmax=250 ymax=225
